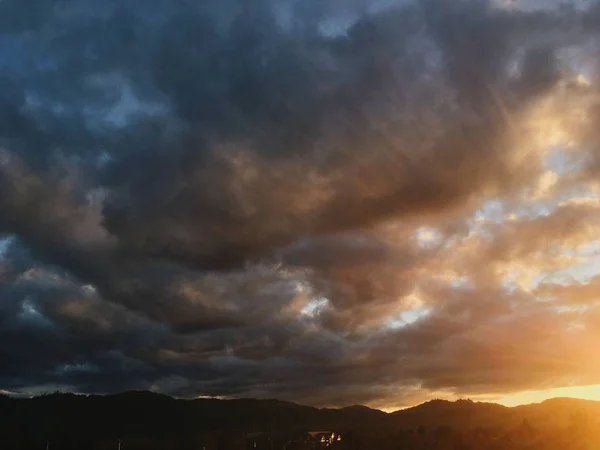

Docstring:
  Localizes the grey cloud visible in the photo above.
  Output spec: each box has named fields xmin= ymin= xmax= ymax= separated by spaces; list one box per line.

xmin=2 ymin=241 xmax=600 ymax=407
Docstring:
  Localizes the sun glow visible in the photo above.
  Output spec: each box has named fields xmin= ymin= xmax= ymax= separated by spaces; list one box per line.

xmin=496 ymin=384 xmax=600 ymax=407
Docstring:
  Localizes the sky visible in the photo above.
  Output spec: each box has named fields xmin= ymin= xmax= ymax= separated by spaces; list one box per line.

xmin=2 ymin=0 xmax=600 ymax=412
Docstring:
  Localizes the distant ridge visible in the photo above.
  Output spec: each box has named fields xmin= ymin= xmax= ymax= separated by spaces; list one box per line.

xmin=3 ymin=389 xmax=600 ymax=416
xmin=389 ymin=396 xmax=600 ymax=431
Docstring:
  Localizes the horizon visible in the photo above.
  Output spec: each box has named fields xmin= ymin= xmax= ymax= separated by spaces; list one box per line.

xmin=4 ymin=387 xmax=600 ymax=415
xmin=2 ymin=0 xmax=600 ymax=411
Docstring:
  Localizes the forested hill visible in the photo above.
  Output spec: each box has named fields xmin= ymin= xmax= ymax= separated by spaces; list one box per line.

xmin=1 ymin=392 xmax=599 ymax=449
xmin=0 ymin=391 xmax=386 ymax=444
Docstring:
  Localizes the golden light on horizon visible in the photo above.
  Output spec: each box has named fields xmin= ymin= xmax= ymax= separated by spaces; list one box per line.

xmin=496 ymin=384 xmax=600 ymax=407
xmin=376 ymin=384 xmax=600 ymax=413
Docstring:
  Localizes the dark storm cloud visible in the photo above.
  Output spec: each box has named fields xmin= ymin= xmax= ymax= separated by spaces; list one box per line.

xmin=97 ymin=0 xmax=550 ymax=270
xmin=1 ymin=0 xmax=600 ymax=407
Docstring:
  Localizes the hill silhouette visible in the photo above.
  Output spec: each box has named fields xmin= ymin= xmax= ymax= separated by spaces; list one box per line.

xmin=0 ymin=391 xmax=599 ymax=449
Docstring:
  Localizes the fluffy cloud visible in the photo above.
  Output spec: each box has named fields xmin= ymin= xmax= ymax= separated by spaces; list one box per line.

xmin=1 ymin=0 xmax=600 ymax=408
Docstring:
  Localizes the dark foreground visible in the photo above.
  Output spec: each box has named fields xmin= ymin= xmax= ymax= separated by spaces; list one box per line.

xmin=1 ymin=392 xmax=599 ymax=450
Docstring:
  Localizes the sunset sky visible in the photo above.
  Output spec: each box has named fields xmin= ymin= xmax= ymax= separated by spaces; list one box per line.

xmin=2 ymin=0 xmax=600 ymax=411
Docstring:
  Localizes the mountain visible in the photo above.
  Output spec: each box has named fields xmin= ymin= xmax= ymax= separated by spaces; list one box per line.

xmin=390 ymin=398 xmax=512 ymax=430
xmin=389 ymin=397 xmax=600 ymax=431
xmin=0 ymin=390 xmax=387 ymax=447
xmin=513 ymin=397 xmax=600 ymax=429
xmin=0 ymin=391 xmax=599 ymax=450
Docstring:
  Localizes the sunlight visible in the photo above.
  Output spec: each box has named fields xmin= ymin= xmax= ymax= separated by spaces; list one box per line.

xmin=415 ymin=227 xmax=442 ymax=248
xmin=300 ymin=298 xmax=329 ymax=317
xmin=496 ymin=384 xmax=600 ymax=406
xmin=386 ymin=307 xmax=432 ymax=329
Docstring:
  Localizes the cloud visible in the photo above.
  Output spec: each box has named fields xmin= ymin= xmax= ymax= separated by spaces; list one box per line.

xmin=536 ymin=275 xmax=600 ymax=305
xmin=1 ymin=0 xmax=600 ymax=409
